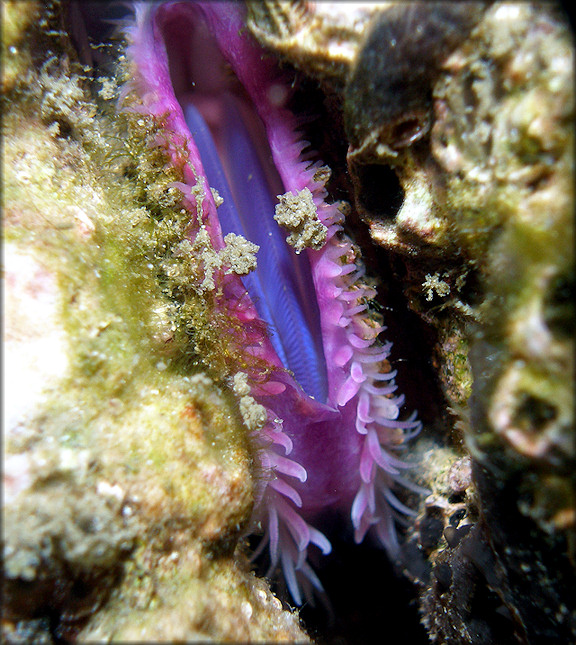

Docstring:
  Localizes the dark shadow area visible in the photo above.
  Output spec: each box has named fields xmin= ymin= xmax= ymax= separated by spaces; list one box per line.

xmin=252 ymin=513 xmax=429 ymax=645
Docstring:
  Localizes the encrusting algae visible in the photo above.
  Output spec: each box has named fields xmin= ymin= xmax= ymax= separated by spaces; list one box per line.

xmin=3 ymin=2 xmax=309 ymax=641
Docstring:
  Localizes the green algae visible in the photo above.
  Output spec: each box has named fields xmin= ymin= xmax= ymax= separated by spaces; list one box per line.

xmin=3 ymin=46 xmax=257 ymax=509
xmin=3 ymin=9 xmax=311 ymax=640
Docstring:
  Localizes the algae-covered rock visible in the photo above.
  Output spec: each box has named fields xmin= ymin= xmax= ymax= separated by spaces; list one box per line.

xmin=2 ymin=3 xmax=309 ymax=642
xmin=342 ymin=3 xmax=575 ymax=642
xmin=1 ymin=0 xmax=42 ymax=93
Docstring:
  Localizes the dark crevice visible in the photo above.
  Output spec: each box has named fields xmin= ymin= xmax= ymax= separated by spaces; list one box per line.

xmin=514 ymin=393 xmax=557 ymax=434
xmin=355 ymin=163 xmax=404 ymax=221
xmin=544 ymin=271 xmax=576 ymax=339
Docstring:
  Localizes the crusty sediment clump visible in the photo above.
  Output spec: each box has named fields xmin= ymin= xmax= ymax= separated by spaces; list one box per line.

xmin=274 ymin=188 xmax=327 ymax=253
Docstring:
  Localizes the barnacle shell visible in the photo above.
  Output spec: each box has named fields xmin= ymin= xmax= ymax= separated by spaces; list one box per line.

xmin=246 ymin=0 xmax=384 ymax=88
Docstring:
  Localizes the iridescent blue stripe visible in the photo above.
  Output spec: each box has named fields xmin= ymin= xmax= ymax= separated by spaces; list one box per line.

xmin=184 ymin=101 xmax=328 ymax=404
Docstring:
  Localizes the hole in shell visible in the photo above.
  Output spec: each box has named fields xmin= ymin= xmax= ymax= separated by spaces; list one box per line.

xmin=355 ymin=163 xmax=404 ymax=222
xmin=390 ymin=116 xmax=429 ymax=148
xmin=514 ymin=393 xmax=557 ymax=434
xmin=544 ymin=271 xmax=575 ymax=339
